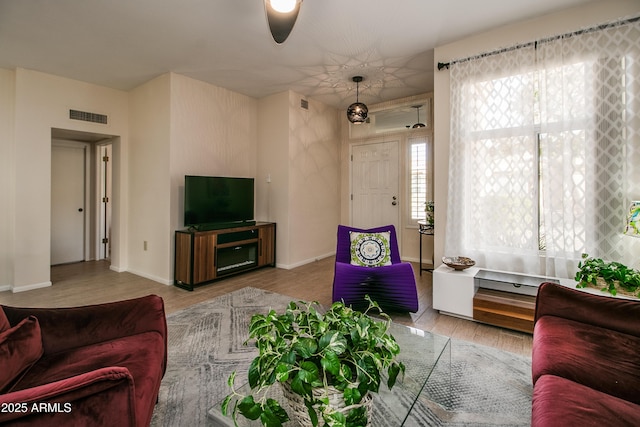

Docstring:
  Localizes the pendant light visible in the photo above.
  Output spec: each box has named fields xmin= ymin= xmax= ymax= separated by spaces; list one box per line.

xmin=412 ymin=105 xmax=425 ymax=128
xmin=265 ymin=0 xmax=302 ymax=44
xmin=347 ymin=76 xmax=368 ymax=124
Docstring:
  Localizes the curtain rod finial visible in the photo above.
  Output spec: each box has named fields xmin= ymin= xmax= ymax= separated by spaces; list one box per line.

xmin=437 ymin=62 xmax=450 ymax=71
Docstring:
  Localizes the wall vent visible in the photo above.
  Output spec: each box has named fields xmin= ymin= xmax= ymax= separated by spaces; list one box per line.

xmin=300 ymin=99 xmax=309 ymax=110
xmin=69 ymin=109 xmax=108 ymax=124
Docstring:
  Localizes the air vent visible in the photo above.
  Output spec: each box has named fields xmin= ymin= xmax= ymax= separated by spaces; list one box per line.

xmin=300 ymin=99 xmax=309 ymax=110
xmin=69 ymin=109 xmax=108 ymax=124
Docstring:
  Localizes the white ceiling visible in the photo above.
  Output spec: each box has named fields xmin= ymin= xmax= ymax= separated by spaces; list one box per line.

xmin=0 ymin=0 xmax=597 ymax=109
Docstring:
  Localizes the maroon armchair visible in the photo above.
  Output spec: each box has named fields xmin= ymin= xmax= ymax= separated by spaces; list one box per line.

xmin=332 ymin=224 xmax=419 ymax=312
xmin=0 ymin=295 xmax=167 ymax=427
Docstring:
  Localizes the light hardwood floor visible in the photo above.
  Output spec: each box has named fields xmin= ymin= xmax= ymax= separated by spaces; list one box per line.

xmin=0 ymin=258 xmax=533 ymax=357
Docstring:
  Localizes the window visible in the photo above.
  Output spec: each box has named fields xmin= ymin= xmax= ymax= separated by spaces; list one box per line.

xmin=446 ymin=19 xmax=639 ymax=277
xmin=408 ymin=136 xmax=430 ymax=226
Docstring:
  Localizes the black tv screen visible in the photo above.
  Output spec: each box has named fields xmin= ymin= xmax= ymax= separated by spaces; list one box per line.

xmin=184 ymin=176 xmax=254 ymax=227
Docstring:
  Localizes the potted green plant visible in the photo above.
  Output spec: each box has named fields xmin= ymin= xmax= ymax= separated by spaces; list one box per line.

xmin=575 ymin=253 xmax=640 ymax=298
xmin=222 ymin=296 xmax=405 ymax=427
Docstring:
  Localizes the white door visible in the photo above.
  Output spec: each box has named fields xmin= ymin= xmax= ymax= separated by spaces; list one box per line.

xmin=351 ymin=141 xmax=400 ymax=230
xmin=51 ymin=143 xmax=86 ymax=265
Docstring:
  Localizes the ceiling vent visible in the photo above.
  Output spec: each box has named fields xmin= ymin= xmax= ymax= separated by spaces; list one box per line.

xmin=69 ymin=109 xmax=108 ymax=124
xmin=300 ymin=99 xmax=309 ymax=110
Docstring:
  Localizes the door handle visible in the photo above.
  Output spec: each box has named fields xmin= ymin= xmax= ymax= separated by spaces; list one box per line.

xmin=78 ymin=208 xmax=84 ymax=212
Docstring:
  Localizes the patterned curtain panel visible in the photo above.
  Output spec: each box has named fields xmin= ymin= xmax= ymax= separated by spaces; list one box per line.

xmin=446 ymin=18 xmax=640 ymax=278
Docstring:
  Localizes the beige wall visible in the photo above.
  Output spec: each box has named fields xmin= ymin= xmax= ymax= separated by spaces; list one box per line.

xmin=257 ymin=92 xmax=290 ymax=264
xmin=128 ymin=73 xmax=259 ymax=284
xmin=128 ymin=74 xmax=172 ymax=284
xmin=288 ymin=92 xmax=340 ymax=266
xmin=0 ymin=69 xmax=15 ymax=290
xmin=258 ymin=91 xmax=341 ymax=268
xmin=433 ymin=0 xmax=640 ymax=269
xmin=1 ymin=68 xmax=129 ymax=292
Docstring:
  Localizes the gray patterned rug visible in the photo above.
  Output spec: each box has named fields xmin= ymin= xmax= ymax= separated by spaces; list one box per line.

xmin=150 ymin=287 xmax=532 ymax=426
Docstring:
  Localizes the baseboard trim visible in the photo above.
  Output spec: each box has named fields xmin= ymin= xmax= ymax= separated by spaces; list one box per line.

xmin=11 ymin=281 xmax=52 ymax=293
xmin=126 ymin=268 xmax=173 ymax=286
xmin=276 ymin=252 xmax=335 ymax=270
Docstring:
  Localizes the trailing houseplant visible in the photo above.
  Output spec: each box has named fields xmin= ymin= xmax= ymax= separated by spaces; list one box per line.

xmin=222 ymin=296 xmax=405 ymax=427
xmin=575 ymin=253 xmax=640 ymax=298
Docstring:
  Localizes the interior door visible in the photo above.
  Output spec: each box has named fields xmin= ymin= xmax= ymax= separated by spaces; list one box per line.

xmin=351 ymin=141 xmax=400 ymax=230
xmin=51 ymin=142 xmax=86 ymax=265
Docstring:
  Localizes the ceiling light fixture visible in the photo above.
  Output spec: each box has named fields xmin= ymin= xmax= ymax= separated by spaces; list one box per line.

xmin=412 ymin=105 xmax=425 ymax=128
xmin=265 ymin=0 xmax=302 ymax=44
xmin=347 ymin=76 xmax=368 ymax=124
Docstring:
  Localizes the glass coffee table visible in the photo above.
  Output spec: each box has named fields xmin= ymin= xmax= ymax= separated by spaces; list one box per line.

xmin=208 ymin=323 xmax=451 ymax=426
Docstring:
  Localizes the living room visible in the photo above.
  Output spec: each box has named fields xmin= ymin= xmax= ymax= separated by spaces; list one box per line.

xmin=1 ymin=0 xmax=639 ymax=292
xmin=1 ymin=0 xmax=640 ymax=425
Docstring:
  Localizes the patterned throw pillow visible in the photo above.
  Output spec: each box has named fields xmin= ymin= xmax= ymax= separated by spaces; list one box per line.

xmin=349 ymin=231 xmax=392 ymax=267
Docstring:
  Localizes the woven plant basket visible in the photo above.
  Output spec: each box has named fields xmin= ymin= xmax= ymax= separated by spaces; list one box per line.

xmin=280 ymin=381 xmax=373 ymax=427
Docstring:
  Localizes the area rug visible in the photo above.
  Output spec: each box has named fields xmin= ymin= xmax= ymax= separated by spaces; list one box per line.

xmin=150 ymin=287 xmax=532 ymax=426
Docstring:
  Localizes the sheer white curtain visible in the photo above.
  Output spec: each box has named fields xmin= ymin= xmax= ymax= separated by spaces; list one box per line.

xmin=446 ymin=18 xmax=640 ymax=278
xmin=537 ymin=20 xmax=640 ymax=276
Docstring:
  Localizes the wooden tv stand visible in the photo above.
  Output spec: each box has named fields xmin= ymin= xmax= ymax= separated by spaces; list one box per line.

xmin=174 ymin=222 xmax=276 ymax=291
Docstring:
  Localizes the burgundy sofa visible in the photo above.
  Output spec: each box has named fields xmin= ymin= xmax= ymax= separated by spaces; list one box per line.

xmin=0 ymin=295 xmax=167 ymax=427
xmin=532 ymin=283 xmax=640 ymax=426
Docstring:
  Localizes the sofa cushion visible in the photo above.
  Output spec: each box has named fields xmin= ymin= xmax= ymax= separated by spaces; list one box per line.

xmin=0 ymin=307 xmax=10 ymax=332
xmin=0 ymin=316 xmax=44 ymax=393
xmin=533 ymin=315 xmax=640 ymax=404
xmin=532 ymin=375 xmax=640 ymax=427
xmin=13 ymin=331 xmax=165 ymax=427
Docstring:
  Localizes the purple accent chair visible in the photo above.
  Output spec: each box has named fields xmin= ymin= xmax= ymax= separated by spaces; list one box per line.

xmin=332 ymin=224 xmax=419 ymax=312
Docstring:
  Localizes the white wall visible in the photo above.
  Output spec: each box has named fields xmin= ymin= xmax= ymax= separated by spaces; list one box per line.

xmin=433 ymin=0 xmax=640 ymax=269
xmin=5 ymin=68 xmax=129 ymax=292
xmin=0 ymin=69 xmax=15 ymax=290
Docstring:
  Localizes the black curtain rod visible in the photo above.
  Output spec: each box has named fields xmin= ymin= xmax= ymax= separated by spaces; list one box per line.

xmin=437 ymin=15 xmax=640 ymax=71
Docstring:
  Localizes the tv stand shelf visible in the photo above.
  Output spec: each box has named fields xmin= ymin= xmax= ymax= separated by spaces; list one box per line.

xmin=174 ymin=222 xmax=276 ymax=291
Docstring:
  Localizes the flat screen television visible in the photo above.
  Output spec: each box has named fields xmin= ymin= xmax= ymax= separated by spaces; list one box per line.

xmin=184 ymin=175 xmax=255 ymax=229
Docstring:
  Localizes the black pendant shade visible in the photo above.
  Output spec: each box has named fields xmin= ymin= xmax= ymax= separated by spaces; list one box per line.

xmin=347 ymin=76 xmax=368 ymax=124
xmin=265 ymin=0 xmax=302 ymax=44
xmin=412 ymin=105 xmax=425 ymax=128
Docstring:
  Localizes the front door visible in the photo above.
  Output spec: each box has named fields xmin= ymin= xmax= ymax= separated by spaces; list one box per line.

xmin=351 ymin=140 xmax=400 ymax=230
xmin=51 ymin=142 xmax=86 ymax=265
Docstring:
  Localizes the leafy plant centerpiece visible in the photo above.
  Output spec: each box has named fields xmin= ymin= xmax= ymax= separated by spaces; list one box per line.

xmin=575 ymin=253 xmax=640 ymax=298
xmin=223 ymin=296 xmax=405 ymax=427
